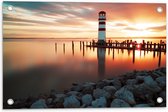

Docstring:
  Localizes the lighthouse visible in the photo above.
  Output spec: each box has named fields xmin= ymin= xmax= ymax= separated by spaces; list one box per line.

xmin=98 ymin=11 xmax=106 ymax=45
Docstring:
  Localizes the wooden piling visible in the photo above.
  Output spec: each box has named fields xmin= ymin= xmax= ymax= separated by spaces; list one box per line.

xmin=80 ymin=41 xmax=82 ymax=51
xmin=63 ymin=43 xmax=65 ymax=54
xmin=55 ymin=43 xmax=57 ymax=52
xmin=154 ymin=43 xmax=156 ymax=50
xmin=150 ymin=42 xmax=152 ymax=50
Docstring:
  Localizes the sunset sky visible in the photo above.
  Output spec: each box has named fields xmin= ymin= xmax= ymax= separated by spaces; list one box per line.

xmin=3 ymin=2 xmax=166 ymax=39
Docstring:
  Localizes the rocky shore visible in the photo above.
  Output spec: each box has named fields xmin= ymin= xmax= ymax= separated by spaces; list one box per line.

xmin=5 ymin=67 xmax=166 ymax=108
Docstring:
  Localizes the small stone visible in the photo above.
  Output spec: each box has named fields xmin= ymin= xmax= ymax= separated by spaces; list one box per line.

xmin=93 ymin=88 xmax=111 ymax=99
xmin=134 ymin=104 xmax=150 ymax=107
xmin=72 ymin=82 xmax=78 ymax=86
xmin=81 ymin=94 xmax=93 ymax=106
xmin=63 ymin=95 xmax=80 ymax=108
xmin=50 ymin=89 xmax=56 ymax=98
xmin=111 ymin=99 xmax=130 ymax=107
xmin=82 ymin=82 xmax=95 ymax=94
xmin=80 ymin=104 xmax=86 ymax=108
xmin=96 ymin=81 xmax=108 ymax=89
xmin=71 ymin=85 xmax=83 ymax=92
xmin=136 ymin=72 xmax=148 ymax=76
xmin=46 ymin=98 xmax=52 ymax=104
xmin=54 ymin=94 xmax=66 ymax=103
xmin=126 ymin=79 xmax=137 ymax=85
xmin=103 ymin=86 xmax=117 ymax=96
xmin=30 ymin=99 xmax=47 ymax=108
xmin=67 ymin=91 xmax=79 ymax=96
xmin=136 ymin=76 xmax=145 ymax=83
xmin=114 ymin=87 xmax=136 ymax=105
xmin=92 ymin=97 xmax=107 ymax=107
xmin=110 ymin=79 xmax=122 ymax=89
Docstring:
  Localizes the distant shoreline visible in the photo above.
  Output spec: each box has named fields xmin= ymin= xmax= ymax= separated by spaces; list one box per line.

xmin=3 ymin=36 xmax=166 ymax=40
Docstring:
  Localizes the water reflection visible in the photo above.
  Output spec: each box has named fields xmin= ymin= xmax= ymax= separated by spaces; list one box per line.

xmin=3 ymin=40 xmax=166 ymax=101
xmin=63 ymin=43 xmax=65 ymax=54
xmin=112 ymin=48 xmax=114 ymax=60
xmin=97 ymin=48 xmax=106 ymax=78
xmin=158 ymin=51 xmax=161 ymax=67
xmin=60 ymin=42 xmax=163 ymax=71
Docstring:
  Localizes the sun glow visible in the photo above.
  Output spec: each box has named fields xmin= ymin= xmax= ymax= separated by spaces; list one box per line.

xmin=135 ymin=23 xmax=148 ymax=30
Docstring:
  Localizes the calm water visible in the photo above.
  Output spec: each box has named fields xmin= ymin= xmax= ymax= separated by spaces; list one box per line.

xmin=3 ymin=39 xmax=166 ymax=101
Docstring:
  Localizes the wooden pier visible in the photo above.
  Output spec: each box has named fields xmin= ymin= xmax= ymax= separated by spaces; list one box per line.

xmin=86 ymin=40 xmax=166 ymax=52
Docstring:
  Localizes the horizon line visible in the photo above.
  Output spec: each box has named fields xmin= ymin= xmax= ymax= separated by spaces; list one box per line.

xmin=3 ymin=36 xmax=166 ymax=40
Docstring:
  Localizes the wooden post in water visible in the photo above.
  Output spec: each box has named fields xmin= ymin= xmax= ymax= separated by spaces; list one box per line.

xmin=92 ymin=40 xmax=95 ymax=46
xmin=150 ymin=42 xmax=152 ymax=50
xmin=82 ymin=41 xmax=85 ymax=47
xmin=127 ymin=40 xmax=129 ymax=47
xmin=147 ymin=41 xmax=149 ymax=51
xmin=83 ymin=42 xmax=85 ymax=57
xmin=72 ymin=41 xmax=74 ymax=48
xmin=133 ymin=44 xmax=135 ymax=63
xmin=154 ymin=43 xmax=156 ymax=50
xmin=63 ymin=43 xmax=65 ymax=54
xmin=115 ymin=42 xmax=117 ymax=48
xmin=72 ymin=41 xmax=74 ymax=55
xmin=142 ymin=40 xmax=145 ymax=49
xmin=55 ymin=43 xmax=57 ymax=53
xmin=108 ymin=40 xmax=110 ymax=47
xmin=80 ymin=41 xmax=82 ymax=51
xmin=157 ymin=43 xmax=160 ymax=50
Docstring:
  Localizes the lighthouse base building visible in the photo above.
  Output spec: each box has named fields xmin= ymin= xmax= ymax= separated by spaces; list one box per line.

xmin=98 ymin=11 xmax=106 ymax=45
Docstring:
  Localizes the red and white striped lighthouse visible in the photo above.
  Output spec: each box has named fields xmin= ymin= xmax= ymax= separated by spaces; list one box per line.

xmin=98 ymin=11 xmax=106 ymax=45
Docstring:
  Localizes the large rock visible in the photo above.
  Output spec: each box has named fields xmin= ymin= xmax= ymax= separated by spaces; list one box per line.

xmin=63 ymin=95 xmax=80 ymax=108
xmin=144 ymin=76 xmax=161 ymax=92
xmin=114 ymin=87 xmax=136 ymax=105
xmin=92 ymin=97 xmax=107 ymax=107
xmin=30 ymin=99 xmax=47 ymax=108
xmin=134 ymin=83 xmax=153 ymax=100
xmin=81 ymin=94 xmax=93 ymax=106
xmin=93 ymin=88 xmax=111 ymax=99
xmin=111 ymin=99 xmax=130 ymax=107
xmin=134 ymin=104 xmax=150 ymax=107
xmin=155 ymin=70 xmax=165 ymax=76
xmin=103 ymin=86 xmax=117 ymax=96
xmin=156 ymin=76 xmax=166 ymax=88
